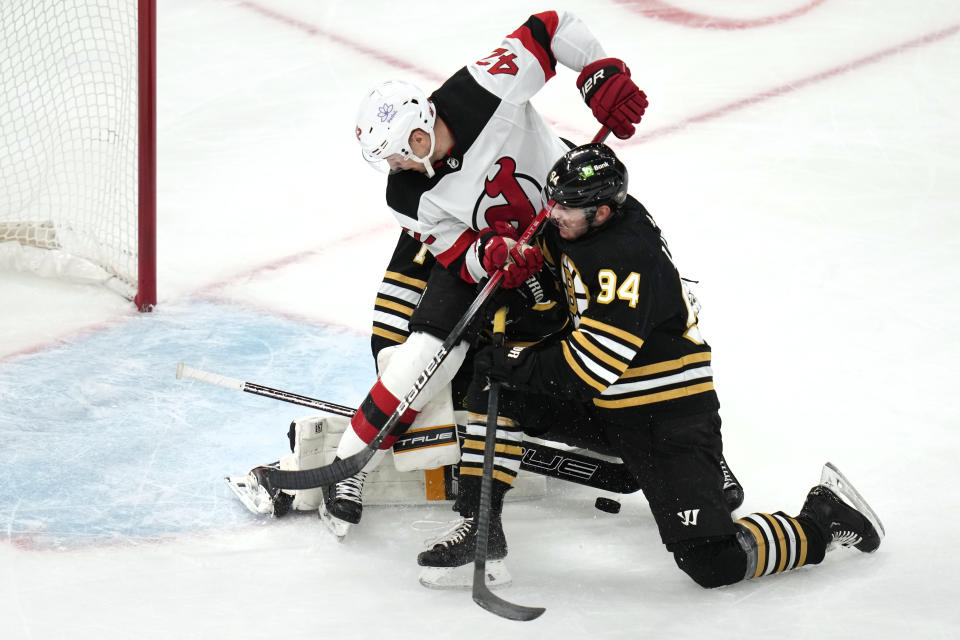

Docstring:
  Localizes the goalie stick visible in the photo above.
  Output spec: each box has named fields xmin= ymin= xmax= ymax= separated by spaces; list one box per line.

xmin=177 ymin=362 xmax=640 ymax=494
xmin=473 ymin=307 xmax=545 ymax=621
xmin=245 ymin=128 xmax=611 ymax=494
xmin=176 ymin=363 xmax=355 ymax=417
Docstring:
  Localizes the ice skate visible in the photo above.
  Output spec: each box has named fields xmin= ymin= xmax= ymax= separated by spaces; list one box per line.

xmin=417 ymin=516 xmax=510 ymax=589
xmin=800 ymin=462 xmax=885 ymax=553
xmin=317 ymin=470 xmax=367 ymax=541
xmin=226 ymin=462 xmax=293 ymax=517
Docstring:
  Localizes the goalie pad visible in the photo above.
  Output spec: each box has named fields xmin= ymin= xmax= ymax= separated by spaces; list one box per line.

xmin=377 ymin=345 xmax=460 ymax=472
xmin=277 ymin=414 xmax=347 ymax=511
xmin=275 ymin=414 xmax=487 ymax=509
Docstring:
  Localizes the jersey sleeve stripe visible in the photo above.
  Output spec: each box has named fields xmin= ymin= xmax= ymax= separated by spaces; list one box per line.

xmin=508 ymin=12 xmax=559 ymax=81
xmin=561 ymin=340 xmax=608 ymax=392
xmin=593 ymin=381 xmax=716 ymax=409
xmin=570 ymin=330 xmax=630 ymax=373
xmin=601 ymin=365 xmax=713 ymax=395
xmin=374 ymin=296 xmax=415 ymax=315
xmin=384 ymin=270 xmax=427 ymax=289
xmin=579 ymin=316 xmax=645 ymax=349
xmin=378 ymin=283 xmax=423 ymax=306
xmin=579 ymin=327 xmax=639 ymax=361
xmin=569 ymin=340 xmax=622 ymax=384
xmin=373 ymin=311 xmax=411 ymax=331
xmin=622 ymin=351 xmax=712 ymax=378
xmin=372 ymin=326 xmax=407 ymax=344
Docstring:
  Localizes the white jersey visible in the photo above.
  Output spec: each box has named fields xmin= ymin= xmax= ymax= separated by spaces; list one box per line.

xmin=384 ymin=10 xmax=606 ymax=284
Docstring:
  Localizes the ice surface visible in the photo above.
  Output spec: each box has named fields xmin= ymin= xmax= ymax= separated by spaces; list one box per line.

xmin=2 ymin=1 xmax=959 ymax=638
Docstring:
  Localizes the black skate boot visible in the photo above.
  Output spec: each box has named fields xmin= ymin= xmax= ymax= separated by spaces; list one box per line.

xmin=318 ymin=469 xmax=367 ymax=540
xmin=417 ymin=515 xmax=510 ymax=589
xmin=800 ymin=463 xmax=885 ymax=553
xmin=720 ymin=454 xmax=745 ymax=512
xmin=417 ymin=475 xmax=511 ymax=589
xmin=227 ymin=461 xmax=293 ymax=517
xmin=417 ymin=515 xmax=508 ymax=566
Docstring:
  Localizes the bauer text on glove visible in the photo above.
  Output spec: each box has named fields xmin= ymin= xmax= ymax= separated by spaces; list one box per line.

xmin=473 ymin=343 xmax=535 ymax=387
xmin=577 ymin=57 xmax=648 ymax=139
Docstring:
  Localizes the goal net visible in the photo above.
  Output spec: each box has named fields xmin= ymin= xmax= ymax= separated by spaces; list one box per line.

xmin=0 ymin=0 xmax=156 ymax=310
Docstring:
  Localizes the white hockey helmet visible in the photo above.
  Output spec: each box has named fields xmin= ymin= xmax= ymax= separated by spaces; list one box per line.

xmin=355 ymin=80 xmax=437 ymax=176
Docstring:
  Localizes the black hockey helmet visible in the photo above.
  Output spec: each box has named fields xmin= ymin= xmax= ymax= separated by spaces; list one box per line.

xmin=542 ymin=143 xmax=629 ymax=214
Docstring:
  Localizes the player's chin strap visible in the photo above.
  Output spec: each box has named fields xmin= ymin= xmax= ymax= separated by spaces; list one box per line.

xmin=419 ymin=129 xmax=437 ymax=178
xmin=251 ymin=126 xmax=612 ymax=494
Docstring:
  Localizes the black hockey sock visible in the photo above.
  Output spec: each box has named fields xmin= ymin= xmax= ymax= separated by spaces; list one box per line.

xmin=456 ymin=474 xmax=509 ymax=519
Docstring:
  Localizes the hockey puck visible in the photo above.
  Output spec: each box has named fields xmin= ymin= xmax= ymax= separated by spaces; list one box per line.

xmin=594 ymin=497 xmax=621 ymax=514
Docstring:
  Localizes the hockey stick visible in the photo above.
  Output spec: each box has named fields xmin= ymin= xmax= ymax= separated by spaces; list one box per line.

xmin=176 ymin=362 xmax=641 ymax=494
xmin=253 ymin=127 xmax=610 ymax=494
xmin=473 ymin=307 xmax=545 ymax=621
xmin=176 ymin=363 xmax=356 ymax=417
xmin=253 ymin=268 xmax=511 ymax=492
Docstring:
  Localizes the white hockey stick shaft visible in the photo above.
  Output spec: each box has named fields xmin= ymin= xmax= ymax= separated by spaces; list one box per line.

xmin=176 ymin=362 xmax=244 ymax=390
xmin=176 ymin=362 xmax=357 ymax=418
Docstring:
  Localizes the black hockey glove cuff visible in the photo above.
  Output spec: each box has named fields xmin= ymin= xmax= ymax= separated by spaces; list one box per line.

xmin=493 ymin=270 xmax=549 ymax=318
xmin=473 ymin=343 xmax=537 ymax=388
xmin=471 ymin=268 xmax=554 ymax=336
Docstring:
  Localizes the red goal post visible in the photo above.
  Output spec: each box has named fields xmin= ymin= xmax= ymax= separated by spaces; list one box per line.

xmin=0 ymin=0 xmax=156 ymax=311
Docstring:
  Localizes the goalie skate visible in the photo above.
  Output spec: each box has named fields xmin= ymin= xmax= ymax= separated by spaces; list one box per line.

xmin=225 ymin=465 xmax=292 ymax=517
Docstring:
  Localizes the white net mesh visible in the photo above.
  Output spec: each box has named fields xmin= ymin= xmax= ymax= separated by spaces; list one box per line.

xmin=0 ymin=0 xmax=140 ymax=298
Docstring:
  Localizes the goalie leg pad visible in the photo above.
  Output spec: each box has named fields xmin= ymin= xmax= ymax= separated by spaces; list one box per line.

xmin=281 ymin=415 xmax=349 ymax=510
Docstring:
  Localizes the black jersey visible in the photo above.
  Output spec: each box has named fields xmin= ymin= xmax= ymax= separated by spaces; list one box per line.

xmin=531 ymin=196 xmax=720 ymax=422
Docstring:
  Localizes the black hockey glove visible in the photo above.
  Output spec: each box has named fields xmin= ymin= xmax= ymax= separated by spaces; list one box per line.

xmin=474 ymin=267 xmax=553 ymax=332
xmin=473 ymin=342 xmax=536 ymax=388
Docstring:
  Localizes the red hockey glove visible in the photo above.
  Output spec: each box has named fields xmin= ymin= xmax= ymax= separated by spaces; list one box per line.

xmin=577 ymin=58 xmax=648 ymax=139
xmin=477 ymin=224 xmax=543 ymax=289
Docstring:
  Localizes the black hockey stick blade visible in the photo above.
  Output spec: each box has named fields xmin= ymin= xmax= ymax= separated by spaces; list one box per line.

xmin=472 ymin=581 xmax=546 ymax=622
xmin=256 ymin=445 xmax=373 ymax=491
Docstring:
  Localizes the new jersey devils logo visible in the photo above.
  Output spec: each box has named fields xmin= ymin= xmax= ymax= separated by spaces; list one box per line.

xmin=472 ymin=157 xmax=541 ymax=231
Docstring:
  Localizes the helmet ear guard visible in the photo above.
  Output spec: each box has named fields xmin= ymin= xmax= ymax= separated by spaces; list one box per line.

xmin=542 ymin=143 xmax=628 ymax=213
xmin=355 ymin=80 xmax=437 ymax=176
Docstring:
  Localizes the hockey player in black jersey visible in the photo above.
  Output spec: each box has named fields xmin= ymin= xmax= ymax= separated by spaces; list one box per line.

xmin=418 ymin=143 xmax=884 ymax=589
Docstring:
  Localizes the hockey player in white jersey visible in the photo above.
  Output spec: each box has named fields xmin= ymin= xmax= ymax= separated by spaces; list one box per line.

xmin=320 ymin=10 xmax=650 ymax=535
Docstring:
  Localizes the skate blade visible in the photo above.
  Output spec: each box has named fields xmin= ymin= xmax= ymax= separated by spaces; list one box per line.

xmin=820 ymin=462 xmax=886 ymax=540
xmin=225 ymin=475 xmax=274 ymax=515
xmin=418 ymin=560 xmax=511 ymax=590
xmin=318 ymin=505 xmax=351 ymax=542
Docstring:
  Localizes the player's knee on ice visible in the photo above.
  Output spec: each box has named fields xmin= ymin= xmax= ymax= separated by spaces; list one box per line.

xmin=668 ymin=535 xmax=746 ymax=589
